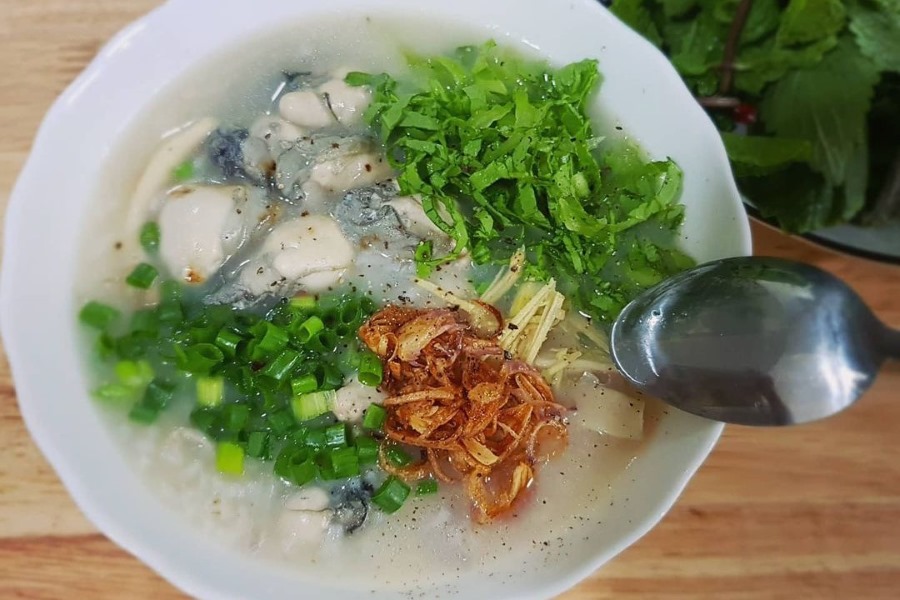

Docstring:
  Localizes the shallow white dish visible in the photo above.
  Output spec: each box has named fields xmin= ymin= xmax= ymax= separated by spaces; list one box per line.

xmin=0 ymin=0 xmax=751 ymax=598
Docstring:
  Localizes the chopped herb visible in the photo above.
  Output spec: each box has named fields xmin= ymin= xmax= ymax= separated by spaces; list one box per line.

xmin=348 ymin=42 xmax=692 ymax=321
xmin=125 ymin=263 xmax=158 ymax=289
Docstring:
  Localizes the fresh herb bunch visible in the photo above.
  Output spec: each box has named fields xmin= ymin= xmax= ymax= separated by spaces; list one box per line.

xmin=612 ymin=0 xmax=900 ymax=233
xmin=347 ymin=42 xmax=693 ymax=323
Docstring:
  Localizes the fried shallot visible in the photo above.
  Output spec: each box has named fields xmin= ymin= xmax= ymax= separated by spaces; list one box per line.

xmin=359 ymin=305 xmax=568 ymax=523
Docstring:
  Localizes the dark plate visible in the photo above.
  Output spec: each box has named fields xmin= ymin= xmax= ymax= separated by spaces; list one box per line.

xmin=744 ymin=204 xmax=900 ymax=265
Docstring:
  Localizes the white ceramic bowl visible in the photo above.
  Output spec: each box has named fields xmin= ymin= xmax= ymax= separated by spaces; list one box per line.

xmin=1 ymin=0 xmax=751 ymax=598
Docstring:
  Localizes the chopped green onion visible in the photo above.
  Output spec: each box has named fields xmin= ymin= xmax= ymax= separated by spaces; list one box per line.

xmin=141 ymin=379 xmax=173 ymax=409
xmin=355 ymin=436 xmax=378 ymax=464
xmin=96 ymin=333 xmax=116 ymax=359
xmin=275 ymin=445 xmax=317 ymax=485
xmin=328 ymin=446 xmax=360 ymax=479
xmin=416 ymin=479 xmax=439 ymax=496
xmin=79 ymin=301 xmax=120 ymax=331
xmin=125 ymin=263 xmax=158 ymax=289
xmin=128 ymin=403 xmax=160 ymax=424
xmin=290 ymin=295 xmax=317 ymax=311
xmin=320 ymin=308 xmax=339 ymax=330
xmin=316 ymin=455 xmax=337 ymax=480
xmin=246 ymin=431 xmax=270 ymax=459
xmin=360 ymin=295 xmax=377 ymax=315
xmin=190 ymin=406 xmax=218 ymax=435
xmin=294 ymin=315 xmax=324 ymax=344
xmin=357 ymin=351 xmax=383 ymax=387
xmin=190 ymin=322 xmax=220 ymax=344
xmin=115 ymin=359 xmax=154 ymax=388
xmin=290 ymin=373 xmax=318 ymax=396
xmin=288 ymin=428 xmax=309 ymax=446
xmin=93 ymin=383 xmax=135 ymax=404
xmin=372 ymin=476 xmax=411 ymax=514
xmin=157 ymin=301 xmax=183 ymax=326
xmin=179 ymin=343 xmax=224 ymax=374
xmin=115 ymin=333 xmax=151 ymax=361
xmin=139 ymin=222 xmax=160 ymax=254
xmin=216 ymin=442 xmax=245 ymax=476
xmin=362 ymin=404 xmax=387 ymax=431
xmin=172 ymin=159 xmax=194 ymax=182
xmin=130 ymin=309 xmax=158 ymax=334
xmin=338 ymin=299 xmax=362 ymax=326
xmin=128 ymin=379 xmax=175 ymax=423
xmin=83 ymin=284 xmax=386 ymax=487
xmin=305 ymin=428 xmax=327 ymax=449
xmin=291 ymin=390 xmax=335 ymax=422
xmin=309 ymin=329 xmax=340 ymax=353
xmin=222 ymin=403 xmax=250 ymax=432
xmin=290 ymin=458 xmax=318 ymax=485
xmin=267 ymin=410 xmax=294 ymax=435
xmin=261 ymin=349 xmax=301 ymax=381
xmin=317 ymin=363 xmax=345 ymax=391
xmin=196 ymin=375 xmax=224 ymax=406
xmin=385 ymin=445 xmax=413 ymax=467
xmin=324 ymin=423 xmax=348 ymax=447
xmin=251 ymin=322 xmax=289 ymax=358
xmin=214 ymin=327 xmax=243 ymax=358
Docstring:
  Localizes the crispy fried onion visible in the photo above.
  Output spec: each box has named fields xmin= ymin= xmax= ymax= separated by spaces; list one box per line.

xmin=359 ymin=305 xmax=568 ymax=523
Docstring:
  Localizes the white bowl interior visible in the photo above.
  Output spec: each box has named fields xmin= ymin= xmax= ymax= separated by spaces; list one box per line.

xmin=0 ymin=0 xmax=751 ymax=598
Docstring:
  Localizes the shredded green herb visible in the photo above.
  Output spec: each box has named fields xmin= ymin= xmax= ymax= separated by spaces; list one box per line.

xmin=348 ymin=41 xmax=692 ymax=321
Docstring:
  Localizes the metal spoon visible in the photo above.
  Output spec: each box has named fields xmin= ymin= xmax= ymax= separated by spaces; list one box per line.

xmin=610 ymin=257 xmax=900 ymax=426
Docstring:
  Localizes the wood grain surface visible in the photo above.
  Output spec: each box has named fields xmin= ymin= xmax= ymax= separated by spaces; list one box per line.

xmin=1 ymin=2 xmax=899 ymax=598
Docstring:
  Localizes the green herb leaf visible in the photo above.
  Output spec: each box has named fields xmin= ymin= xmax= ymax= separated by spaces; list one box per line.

xmin=659 ymin=0 xmax=697 ymax=19
xmin=610 ymin=0 xmax=664 ymax=47
xmin=848 ymin=0 xmax=900 ymax=74
xmin=777 ymin=0 xmax=846 ymax=47
xmin=760 ymin=37 xmax=880 ymax=191
xmin=668 ymin=10 xmax=726 ymax=76
xmin=733 ymin=34 xmax=838 ymax=95
xmin=720 ymin=132 xmax=813 ymax=177
xmin=736 ymin=0 xmax=783 ymax=46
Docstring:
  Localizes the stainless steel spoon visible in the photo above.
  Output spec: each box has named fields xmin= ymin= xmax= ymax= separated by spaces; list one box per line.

xmin=610 ymin=256 xmax=899 ymax=426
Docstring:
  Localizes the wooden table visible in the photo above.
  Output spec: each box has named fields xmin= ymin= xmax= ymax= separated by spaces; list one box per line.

xmin=2 ymin=2 xmax=899 ymax=598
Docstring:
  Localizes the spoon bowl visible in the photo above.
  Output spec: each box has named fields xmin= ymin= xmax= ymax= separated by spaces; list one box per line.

xmin=611 ymin=257 xmax=899 ymax=426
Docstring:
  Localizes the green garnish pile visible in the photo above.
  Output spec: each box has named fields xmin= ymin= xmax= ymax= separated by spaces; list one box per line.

xmin=347 ymin=41 xmax=693 ymax=322
xmin=612 ymin=0 xmax=900 ymax=232
xmin=80 ymin=282 xmax=399 ymax=489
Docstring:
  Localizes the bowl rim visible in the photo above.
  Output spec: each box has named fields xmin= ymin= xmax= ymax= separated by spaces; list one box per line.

xmin=1 ymin=0 xmax=750 ymax=598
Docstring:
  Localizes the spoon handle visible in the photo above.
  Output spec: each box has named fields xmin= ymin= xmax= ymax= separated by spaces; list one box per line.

xmin=884 ymin=327 xmax=900 ymax=360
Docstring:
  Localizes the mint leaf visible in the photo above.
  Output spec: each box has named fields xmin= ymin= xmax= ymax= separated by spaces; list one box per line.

xmin=668 ymin=10 xmax=726 ymax=76
xmin=777 ymin=0 xmax=846 ymax=47
xmin=721 ymin=132 xmax=813 ymax=177
xmin=760 ymin=37 xmax=880 ymax=189
xmin=849 ymin=0 xmax=900 ymax=74
xmin=739 ymin=0 xmax=783 ymax=46
xmin=659 ymin=0 xmax=697 ymax=19
xmin=610 ymin=0 xmax=664 ymax=47
xmin=733 ymin=35 xmax=837 ymax=94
